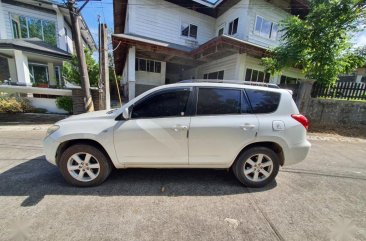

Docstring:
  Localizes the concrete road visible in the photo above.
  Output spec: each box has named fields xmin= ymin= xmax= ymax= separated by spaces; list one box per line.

xmin=0 ymin=125 xmax=365 ymax=241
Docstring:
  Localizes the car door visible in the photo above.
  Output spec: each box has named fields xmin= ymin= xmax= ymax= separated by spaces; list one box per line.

xmin=189 ymin=87 xmax=259 ymax=166
xmin=114 ymin=87 xmax=193 ymax=166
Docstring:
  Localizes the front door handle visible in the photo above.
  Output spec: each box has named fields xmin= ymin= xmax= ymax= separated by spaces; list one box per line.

xmin=240 ymin=124 xmax=256 ymax=131
xmin=172 ymin=125 xmax=188 ymax=132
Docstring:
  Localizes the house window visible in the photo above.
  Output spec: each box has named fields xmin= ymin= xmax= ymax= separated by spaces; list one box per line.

xmin=64 ymin=27 xmax=69 ymax=52
xmin=245 ymin=68 xmax=270 ymax=82
xmin=280 ymin=75 xmax=299 ymax=85
xmin=29 ymin=64 xmax=49 ymax=84
xmin=218 ymin=27 xmax=224 ymax=36
xmin=181 ymin=23 xmax=198 ymax=39
xmin=136 ymin=58 xmax=161 ymax=73
xmin=55 ymin=66 xmax=62 ymax=86
xmin=228 ymin=18 xmax=238 ymax=35
xmin=203 ymin=71 xmax=224 ymax=80
xmin=254 ymin=16 xmax=278 ymax=40
xmin=12 ymin=19 xmax=20 ymax=38
xmin=11 ymin=14 xmax=57 ymax=46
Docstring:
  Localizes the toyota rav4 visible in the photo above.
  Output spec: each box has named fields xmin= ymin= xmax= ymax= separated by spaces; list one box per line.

xmin=44 ymin=82 xmax=311 ymax=188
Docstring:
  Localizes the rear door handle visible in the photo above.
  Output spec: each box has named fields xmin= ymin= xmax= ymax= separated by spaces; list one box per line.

xmin=240 ymin=124 xmax=256 ymax=131
xmin=172 ymin=125 xmax=188 ymax=132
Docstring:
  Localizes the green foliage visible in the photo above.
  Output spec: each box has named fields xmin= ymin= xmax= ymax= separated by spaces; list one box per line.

xmin=0 ymin=96 xmax=32 ymax=113
xmin=56 ymin=96 xmax=73 ymax=114
xmin=262 ymin=0 xmax=366 ymax=84
xmin=62 ymin=48 xmax=99 ymax=87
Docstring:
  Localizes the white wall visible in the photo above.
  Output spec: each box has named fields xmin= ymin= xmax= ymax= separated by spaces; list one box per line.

xmin=28 ymin=97 xmax=68 ymax=114
xmin=246 ymin=0 xmax=290 ymax=48
xmin=125 ymin=0 xmax=293 ymax=49
xmin=215 ymin=0 xmax=250 ymax=40
xmin=127 ymin=0 xmax=215 ymax=47
xmin=193 ymin=54 xmax=239 ymax=80
xmin=136 ymin=61 xmax=166 ymax=86
xmin=243 ymin=55 xmax=304 ymax=84
xmin=2 ymin=3 xmax=58 ymax=39
xmin=1 ymin=2 xmax=76 ymax=52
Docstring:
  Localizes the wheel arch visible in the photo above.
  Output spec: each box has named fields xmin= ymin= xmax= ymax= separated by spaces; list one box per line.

xmin=56 ymin=139 xmax=115 ymax=168
xmin=232 ymin=142 xmax=285 ymax=167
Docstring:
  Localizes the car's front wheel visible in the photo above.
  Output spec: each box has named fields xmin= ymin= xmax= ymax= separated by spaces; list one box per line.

xmin=59 ymin=144 xmax=112 ymax=187
xmin=233 ymin=147 xmax=279 ymax=188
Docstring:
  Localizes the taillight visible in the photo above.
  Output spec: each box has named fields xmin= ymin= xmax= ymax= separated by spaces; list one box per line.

xmin=291 ymin=114 xmax=309 ymax=130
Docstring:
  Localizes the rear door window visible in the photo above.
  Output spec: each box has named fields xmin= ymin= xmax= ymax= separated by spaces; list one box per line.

xmin=196 ymin=88 xmax=241 ymax=115
xmin=245 ymin=89 xmax=281 ymax=113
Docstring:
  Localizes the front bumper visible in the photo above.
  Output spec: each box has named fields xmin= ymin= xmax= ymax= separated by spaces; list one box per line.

xmin=283 ymin=140 xmax=311 ymax=166
xmin=43 ymin=135 xmax=59 ymax=166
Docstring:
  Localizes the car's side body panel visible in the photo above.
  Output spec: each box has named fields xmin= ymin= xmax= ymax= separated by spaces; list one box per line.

xmin=113 ymin=117 xmax=190 ymax=165
xmin=188 ymin=114 xmax=258 ymax=166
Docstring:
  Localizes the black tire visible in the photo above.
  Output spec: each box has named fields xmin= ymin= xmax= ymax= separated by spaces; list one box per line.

xmin=59 ymin=144 xmax=112 ymax=187
xmin=232 ymin=147 xmax=279 ymax=188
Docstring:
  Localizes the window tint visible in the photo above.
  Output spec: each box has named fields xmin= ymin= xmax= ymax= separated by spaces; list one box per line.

xmin=197 ymin=88 xmax=241 ymax=115
xmin=131 ymin=88 xmax=191 ymax=119
xmin=245 ymin=89 xmax=281 ymax=113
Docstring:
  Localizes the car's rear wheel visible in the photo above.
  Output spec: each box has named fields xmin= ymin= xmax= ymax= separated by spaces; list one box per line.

xmin=59 ymin=144 xmax=112 ymax=187
xmin=233 ymin=147 xmax=279 ymax=188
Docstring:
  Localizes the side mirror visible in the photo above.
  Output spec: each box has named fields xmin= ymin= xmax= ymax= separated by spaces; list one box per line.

xmin=122 ymin=108 xmax=130 ymax=120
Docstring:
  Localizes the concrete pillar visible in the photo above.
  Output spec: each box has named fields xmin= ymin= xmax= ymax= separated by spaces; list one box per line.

xmin=296 ymin=79 xmax=316 ymax=114
xmin=270 ymin=74 xmax=280 ymax=84
xmin=48 ymin=63 xmax=57 ymax=87
xmin=355 ymin=68 xmax=365 ymax=83
xmin=355 ymin=75 xmax=362 ymax=83
xmin=0 ymin=1 xmax=7 ymax=39
xmin=128 ymin=46 xmax=136 ymax=100
xmin=235 ymin=53 xmax=246 ymax=81
xmin=7 ymin=58 xmax=17 ymax=83
xmin=14 ymin=50 xmax=31 ymax=86
xmin=160 ymin=62 xmax=166 ymax=85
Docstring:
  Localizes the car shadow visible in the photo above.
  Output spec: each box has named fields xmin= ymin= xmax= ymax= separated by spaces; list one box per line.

xmin=0 ymin=156 xmax=277 ymax=207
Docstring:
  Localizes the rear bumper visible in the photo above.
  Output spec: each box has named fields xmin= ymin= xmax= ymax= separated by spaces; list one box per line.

xmin=283 ymin=140 xmax=311 ymax=166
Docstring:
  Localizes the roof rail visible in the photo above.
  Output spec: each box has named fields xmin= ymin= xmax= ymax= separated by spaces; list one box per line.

xmin=179 ymin=79 xmax=280 ymax=89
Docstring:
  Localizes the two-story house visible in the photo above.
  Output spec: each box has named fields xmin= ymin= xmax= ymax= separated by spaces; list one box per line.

xmin=113 ymin=0 xmax=308 ymax=100
xmin=0 ymin=0 xmax=95 ymax=88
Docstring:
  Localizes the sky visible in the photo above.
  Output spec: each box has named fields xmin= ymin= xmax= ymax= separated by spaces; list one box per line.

xmin=58 ymin=0 xmax=366 ymax=48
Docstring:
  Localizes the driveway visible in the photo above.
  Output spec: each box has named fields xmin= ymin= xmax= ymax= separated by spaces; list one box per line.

xmin=0 ymin=124 xmax=365 ymax=241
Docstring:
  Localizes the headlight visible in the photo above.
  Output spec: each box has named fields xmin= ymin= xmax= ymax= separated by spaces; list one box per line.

xmin=46 ymin=125 xmax=60 ymax=137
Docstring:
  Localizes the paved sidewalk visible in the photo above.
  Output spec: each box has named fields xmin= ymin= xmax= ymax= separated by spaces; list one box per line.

xmin=0 ymin=125 xmax=365 ymax=241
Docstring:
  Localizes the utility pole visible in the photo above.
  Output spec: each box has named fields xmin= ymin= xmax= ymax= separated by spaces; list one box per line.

xmin=67 ymin=0 xmax=94 ymax=112
xmin=98 ymin=23 xmax=110 ymax=110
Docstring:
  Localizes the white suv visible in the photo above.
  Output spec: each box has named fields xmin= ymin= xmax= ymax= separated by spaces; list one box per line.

xmin=44 ymin=82 xmax=311 ymax=188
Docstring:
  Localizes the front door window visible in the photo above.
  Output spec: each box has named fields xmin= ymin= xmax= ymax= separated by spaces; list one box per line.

xmin=131 ymin=88 xmax=191 ymax=119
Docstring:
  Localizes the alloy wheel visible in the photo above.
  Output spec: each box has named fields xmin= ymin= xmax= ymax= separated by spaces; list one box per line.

xmin=243 ymin=154 xmax=274 ymax=182
xmin=67 ymin=152 xmax=101 ymax=182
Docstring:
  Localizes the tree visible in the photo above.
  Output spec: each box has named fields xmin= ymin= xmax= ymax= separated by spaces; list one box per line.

xmin=261 ymin=0 xmax=366 ymax=84
xmin=62 ymin=48 xmax=99 ymax=87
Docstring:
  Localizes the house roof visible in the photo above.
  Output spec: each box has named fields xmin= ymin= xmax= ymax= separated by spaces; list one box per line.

xmin=0 ymin=38 xmax=72 ymax=60
xmin=112 ymin=33 xmax=269 ymax=75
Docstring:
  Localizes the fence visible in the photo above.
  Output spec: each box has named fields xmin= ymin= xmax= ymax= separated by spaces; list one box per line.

xmin=311 ymin=82 xmax=366 ymax=100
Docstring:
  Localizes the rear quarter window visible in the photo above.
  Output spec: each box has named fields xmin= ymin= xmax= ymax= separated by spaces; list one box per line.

xmin=245 ymin=89 xmax=281 ymax=113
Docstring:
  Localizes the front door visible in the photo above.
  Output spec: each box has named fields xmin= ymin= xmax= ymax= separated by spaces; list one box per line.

xmin=189 ymin=87 xmax=259 ymax=166
xmin=114 ymin=87 xmax=193 ymax=165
